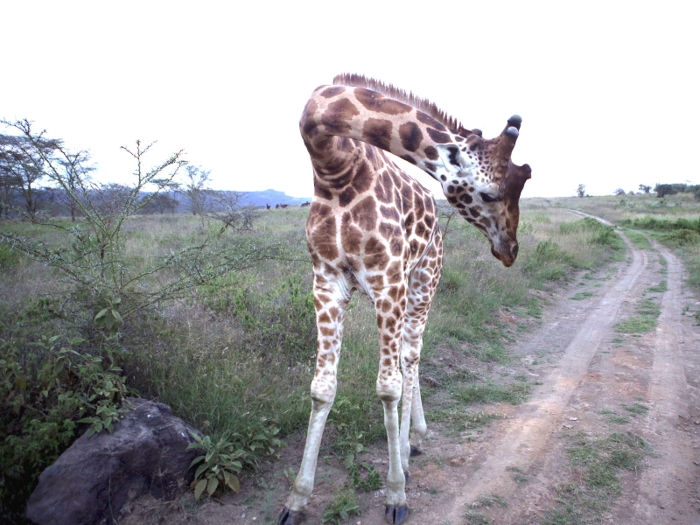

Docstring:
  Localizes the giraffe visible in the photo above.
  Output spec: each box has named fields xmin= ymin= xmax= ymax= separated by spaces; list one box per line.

xmin=278 ymin=74 xmax=531 ymax=525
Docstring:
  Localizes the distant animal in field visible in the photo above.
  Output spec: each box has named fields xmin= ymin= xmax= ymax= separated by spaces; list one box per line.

xmin=277 ymin=73 xmax=530 ymax=525
xmin=301 ymin=201 xmax=311 ymax=207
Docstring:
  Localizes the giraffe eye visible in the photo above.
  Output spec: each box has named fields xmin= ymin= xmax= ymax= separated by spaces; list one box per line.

xmin=480 ymin=192 xmax=499 ymax=203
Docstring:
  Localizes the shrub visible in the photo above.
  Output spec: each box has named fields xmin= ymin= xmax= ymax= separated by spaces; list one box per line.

xmin=522 ymin=240 xmax=573 ymax=281
xmin=0 ymin=330 xmax=129 ymax=522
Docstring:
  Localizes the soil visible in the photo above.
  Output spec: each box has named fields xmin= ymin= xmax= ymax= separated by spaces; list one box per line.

xmin=120 ymin=219 xmax=700 ymax=525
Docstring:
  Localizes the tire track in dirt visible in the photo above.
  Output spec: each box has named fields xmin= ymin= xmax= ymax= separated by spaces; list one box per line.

xmin=632 ymin=243 xmax=696 ymax=523
xmin=443 ymin=227 xmax=648 ymax=523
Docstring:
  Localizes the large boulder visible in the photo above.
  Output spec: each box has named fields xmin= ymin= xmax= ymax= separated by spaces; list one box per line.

xmin=26 ymin=398 xmax=202 ymax=525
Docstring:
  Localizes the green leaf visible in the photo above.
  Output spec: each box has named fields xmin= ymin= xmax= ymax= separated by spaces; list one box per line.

xmin=189 ymin=455 xmax=205 ymax=467
xmin=206 ymin=477 xmax=219 ymax=496
xmin=194 ymin=463 xmax=208 ymax=479
xmin=111 ymin=309 xmax=123 ymax=324
xmin=228 ymin=475 xmax=240 ymax=493
xmin=194 ymin=479 xmax=207 ymax=500
xmin=95 ymin=308 xmax=109 ymax=320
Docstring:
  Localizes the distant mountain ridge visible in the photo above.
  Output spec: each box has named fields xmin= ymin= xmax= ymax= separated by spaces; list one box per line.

xmin=239 ymin=189 xmax=310 ymax=207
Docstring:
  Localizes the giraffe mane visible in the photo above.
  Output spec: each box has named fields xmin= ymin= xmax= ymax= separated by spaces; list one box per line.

xmin=332 ymin=73 xmax=470 ymax=137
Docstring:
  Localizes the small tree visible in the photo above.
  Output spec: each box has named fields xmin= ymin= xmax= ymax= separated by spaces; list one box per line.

xmin=576 ymin=184 xmax=586 ymax=198
xmin=613 ymin=188 xmax=625 ymax=196
xmin=638 ymin=184 xmax=651 ymax=194
xmin=182 ymin=165 xmax=212 ymax=225
xmin=206 ymin=191 xmax=258 ymax=236
xmin=654 ymin=184 xmax=674 ymax=198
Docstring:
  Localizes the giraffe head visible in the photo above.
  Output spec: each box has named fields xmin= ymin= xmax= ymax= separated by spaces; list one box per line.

xmin=439 ymin=115 xmax=531 ymax=267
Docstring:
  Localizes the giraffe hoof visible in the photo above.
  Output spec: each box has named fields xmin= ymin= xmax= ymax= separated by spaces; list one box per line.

xmin=404 ymin=470 xmax=410 ymax=484
xmin=409 ymin=445 xmax=422 ymax=457
xmin=278 ymin=507 xmax=306 ymax=525
xmin=385 ymin=505 xmax=409 ymax=524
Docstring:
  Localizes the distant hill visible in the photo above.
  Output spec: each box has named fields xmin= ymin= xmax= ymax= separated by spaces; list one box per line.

xmin=239 ymin=189 xmax=310 ymax=207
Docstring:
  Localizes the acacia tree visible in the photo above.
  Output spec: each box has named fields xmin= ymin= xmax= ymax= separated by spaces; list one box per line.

xmin=576 ymin=184 xmax=586 ymax=198
xmin=0 ymin=171 xmax=21 ymax=219
xmin=0 ymin=130 xmax=60 ymax=219
xmin=182 ymin=165 xmax=212 ymax=225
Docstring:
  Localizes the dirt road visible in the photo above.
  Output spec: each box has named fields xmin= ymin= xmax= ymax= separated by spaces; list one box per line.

xmin=414 ymin=225 xmax=700 ymax=525
xmin=124 ymin=223 xmax=700 ymax=525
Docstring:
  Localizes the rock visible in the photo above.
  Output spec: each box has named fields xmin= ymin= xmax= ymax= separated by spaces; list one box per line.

xmin=26 ymin=398 xmax=202 ymax=525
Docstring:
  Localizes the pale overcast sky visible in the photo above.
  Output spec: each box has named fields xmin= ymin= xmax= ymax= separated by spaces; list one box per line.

xmin=2 ymin=1 xmax=698 ymax=199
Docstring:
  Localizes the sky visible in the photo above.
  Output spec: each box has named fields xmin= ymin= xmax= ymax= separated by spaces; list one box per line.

xmin=2 ymin=1 xmax=699 ymax=199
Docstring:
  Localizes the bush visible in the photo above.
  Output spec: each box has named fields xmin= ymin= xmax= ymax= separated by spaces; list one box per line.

xmin=658 ymin=229 xmax=700 ymax=246
xmin=620 ymin=216 xmax=700 ymax=232
xmin=0 ymin=328 xmax=129 ymax=523
xmin=0 ymin=244 xmax=20 ymax=270
xmin=522 ymin=240 xmax=573 ymax=281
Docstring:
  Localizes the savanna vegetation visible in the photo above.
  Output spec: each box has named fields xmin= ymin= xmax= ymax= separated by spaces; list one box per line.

xmin=4 ymin=121 xmax=669 ymax=524
xmin=0 ymin=192 xmax=625 ymax=523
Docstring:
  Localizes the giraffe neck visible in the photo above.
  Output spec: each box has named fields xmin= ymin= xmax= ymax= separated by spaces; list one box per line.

xmin=300 ymin=85 xmax=473 ymax=189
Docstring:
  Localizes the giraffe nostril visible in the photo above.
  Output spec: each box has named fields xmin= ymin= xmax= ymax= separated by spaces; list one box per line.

xmin=511 ymin=243 xmax=519 ymax=259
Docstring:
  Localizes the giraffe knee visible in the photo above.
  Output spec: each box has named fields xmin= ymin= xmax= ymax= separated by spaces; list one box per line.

xmin=310 ymin=378 xmax=336 ymax=406
xmin=376 ymin=381 xmax=402 ymax=403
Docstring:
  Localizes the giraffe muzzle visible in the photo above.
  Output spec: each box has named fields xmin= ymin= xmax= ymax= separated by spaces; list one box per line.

xmin=491 ymin=241 xmax=518 ymax=268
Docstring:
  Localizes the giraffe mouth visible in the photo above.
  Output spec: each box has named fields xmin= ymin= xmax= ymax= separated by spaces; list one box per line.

xmin=491 ymin=242 xmax=518 ymax=268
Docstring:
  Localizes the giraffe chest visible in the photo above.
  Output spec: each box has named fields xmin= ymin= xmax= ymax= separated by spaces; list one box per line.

xmin=306 ymin=196 xmax=437 ymax=297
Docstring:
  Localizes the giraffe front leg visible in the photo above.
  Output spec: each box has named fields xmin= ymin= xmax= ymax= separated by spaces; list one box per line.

xmin=279 ymin=281 xmax=348 ymax=525
xmin=278 ymin=381 xmax=335 ymax=525
xmin=379 ymin=376 xmax=409 ymax=525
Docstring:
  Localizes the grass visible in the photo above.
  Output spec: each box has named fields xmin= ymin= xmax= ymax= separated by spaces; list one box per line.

xmin=453 ymin=382 xmax=532 ymax=405
xmin=647 ymin=280 xmax=668 ymax=293
xmin=624 ymin=230 xmax=652 ymax=249
xmin=569 ymin=291 xmax=594 ymax=300
xmin=622 ymin=402 xmax=649 ymax=416
xmin=615 ymin=296 xmax=662 ymax=334
xmin=430 ymin=408 xmax=500 ymax=434
xmin=541 ymin=431 xmax=650 ymax=525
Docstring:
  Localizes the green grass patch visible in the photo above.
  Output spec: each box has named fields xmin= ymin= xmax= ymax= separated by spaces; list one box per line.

xmin=463 ymin=511 xmax=494 ymax=525
xmin=615 ymin=316 xmax=656 ymax=334
xmin=454 ymin=382 xmax=531 ymax=405
xmin=570 ymin=291 xmax=594 ymax=300
xmin=624 ymin=230 xmax=652 ymax=249
xmin=541 ymin=431 xmax=649 ymax=525
xmin=622 ymin=402 xmax=649 ymax=416
xmin=614 ymin=295 xmax=661 ymax=334
xmin=430 ymin=408 xmax=500 ymax=434
xmin=647 ymin=281 xmax=667 ymax=293
xmin=606 ymin=415 xmax=630 ymax=424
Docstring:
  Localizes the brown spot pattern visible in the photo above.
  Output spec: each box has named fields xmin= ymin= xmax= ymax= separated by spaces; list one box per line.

xmin=363 ymin=118 xmax=393 ymax=151
xmin=399 ymin=122 xmax=423 ymax=152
